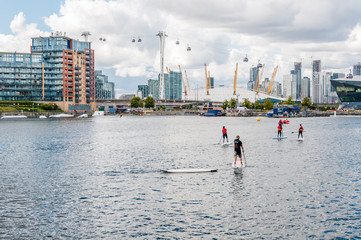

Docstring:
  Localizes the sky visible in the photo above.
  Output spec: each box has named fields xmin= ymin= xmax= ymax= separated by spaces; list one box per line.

xmin=1 ymin=0 xmax=361 ymax=96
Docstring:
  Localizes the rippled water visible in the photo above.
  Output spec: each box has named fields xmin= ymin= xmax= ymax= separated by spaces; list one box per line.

xmin=0 ymin=116 xmax=360 ymax=239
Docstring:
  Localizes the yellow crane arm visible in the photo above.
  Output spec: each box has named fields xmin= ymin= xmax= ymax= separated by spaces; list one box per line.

xmin=267 ymin=66 xmax=278 ymax=95
xmin=233 ymin=63 xmax=238 ymax=95
xmin=257 ymin=64 xmax=265 ymax=94
xmin=178 ymin=64 xmax=187 ymax=96
xmin=204 ymin=64 xmax=209 ymax=95
xmin=166 ymin=66 xmax=170 ymax=74
xmin=184 ymin=70 xmax=191 ymax=93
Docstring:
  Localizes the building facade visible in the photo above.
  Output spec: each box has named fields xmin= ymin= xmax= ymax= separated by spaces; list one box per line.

xmin=283 ymin=74 xmax=296 ymax=99
xmin=247 ymin=66 xmax=259 ymax=90
xmin=31 ymin=34 xmax=96 ymax=111
xmin=353 ymin=63 xmax=361 ymax=76
xmin=301 ymin=77 xmax=310 ymax=99
xmin=148 ymin=79 xmax=159 ymax=99
xmin=292 ymin=62 xmax=302 ymax=99
xmin=137 ymin=85 xmax=149 ymax=99
xmin=95 ymin=70 xmax=114 ymax=99
xmin=164 ymin=71 xmax=182 ymax=100
xmin=312 ymin=60 xmax=321 ymax=103
xmin=331 ymin=76 xmax=361 ymax=109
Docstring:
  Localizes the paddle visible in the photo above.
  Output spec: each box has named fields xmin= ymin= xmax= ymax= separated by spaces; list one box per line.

xmin=218 ymin=136 xmax=223 ymax=144
xmin=243 ymin=150 xmax=246 ymax=166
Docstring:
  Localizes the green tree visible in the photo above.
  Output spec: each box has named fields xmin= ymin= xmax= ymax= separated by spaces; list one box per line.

xmin=229 ymin=98 xmax=237 ymax=109
xmin=284 ymin=96 xmax=294 ymax=105
xmin=130 ymin=97 xmax=143 ymax=108
xmin=242 ymin=99 xmax=252 ymax=109
xmin=301 ymin=97 xmax=311 ymax=107
xmin=255 ymin=100 xmax=263 ymax=109
xmin=264 ymin=98 xmax=273 ymax=110
xmin=222 ymin=100 xmax=229 ymax=110
xmin=144 ymin=96 xmax=155 ymax=108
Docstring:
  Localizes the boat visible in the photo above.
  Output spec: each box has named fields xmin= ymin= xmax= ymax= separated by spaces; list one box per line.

xmin=39 ymin=115 xmax=47 ymax=119
xmin=0 ymin=115 xmax=27 ymax=119
xmin=201 ymin=107 xmax=225 ymax=117
xmin=49 ymin=113 xmax=74 ymax=118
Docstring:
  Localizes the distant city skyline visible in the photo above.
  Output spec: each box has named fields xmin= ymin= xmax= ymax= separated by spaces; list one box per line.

xmin=1 ymin=0 xmax=361 ymax=96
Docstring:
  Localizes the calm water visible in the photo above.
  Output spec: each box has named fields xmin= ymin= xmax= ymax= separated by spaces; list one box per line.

xmin=0 ymin=115 xmax=360 ymax=239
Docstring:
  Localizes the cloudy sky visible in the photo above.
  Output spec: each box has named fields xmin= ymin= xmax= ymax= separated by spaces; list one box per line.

xmin=1 ymin=0 xmax=361 ymax=95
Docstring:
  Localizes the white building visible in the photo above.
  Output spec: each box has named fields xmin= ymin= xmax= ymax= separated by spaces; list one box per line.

xmin=283 ymin=74 xmax=297 ymax=99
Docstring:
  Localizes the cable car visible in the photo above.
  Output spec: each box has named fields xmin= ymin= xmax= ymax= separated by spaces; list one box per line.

xmin=187 ymin=44 xmax=191 ymax=51
xmin=102 ymin=38 xmax=106 ymax=42
xmin=132 ymin=38 xmax=135 ymax=43
xmin=99 ymin=37 xmax=103 ymax=41
xmin=138 ymin=37 xmax=142 ymax=43
xmin=176 ymin=39 xmax=180 ymax=45
xmin=243 ymin=55 xmax=248 ymax=62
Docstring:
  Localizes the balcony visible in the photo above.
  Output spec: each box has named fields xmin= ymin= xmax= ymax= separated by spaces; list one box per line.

xmin=75 ymin=71 xmax=81 ymax=76
xmin=75 ymin=65 xmax=81 ymax=70
xmin=75 ymin=77 xmax=81 ymax=81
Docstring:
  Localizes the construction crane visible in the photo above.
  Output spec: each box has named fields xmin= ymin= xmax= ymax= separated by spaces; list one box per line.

xmin=267 ymin=66 xmax=278 ymax=95
xmin=256 ymin=64 xmax=265 ymax=94
xmin=178 ymin=64 xmax=187 ymax=96
xmin=233 ymin=63 xmax=238 ymax=95
xmin=166 ymin=66 xmax=170 ymax=74
xmin=204 ymin=64 xmax=209 ymax=95
xmin=184 ymin=70 xmax=191 ymax=93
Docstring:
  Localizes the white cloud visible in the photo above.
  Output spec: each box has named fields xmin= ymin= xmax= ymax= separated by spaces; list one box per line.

xmin=2 ymin=0 xmax=361 ymax=91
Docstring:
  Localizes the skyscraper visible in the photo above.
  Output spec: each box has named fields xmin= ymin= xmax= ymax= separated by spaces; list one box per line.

xmin=247 ymin=66 xmax=259 ymax=90
xmin=137 ymin=85 xmax=149 ymax=99
xmin=148 ymin=79 xmax=159 ymax=99
xmin=163 ymin=71 xmax=182 ymax=100
xmin=353 ymin=63 xmax=361 ymax=76
xmin=301 ymin=77 xmax=310 ymax=99
xmin=312 ymin=60 xmax=321 ymax=103
xmin=283 ymin=74 xmax=296 ymax=99
xmin=293 ymin=62 xmax=302 ymax=99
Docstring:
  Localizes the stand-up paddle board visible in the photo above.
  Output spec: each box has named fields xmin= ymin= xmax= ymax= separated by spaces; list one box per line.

xmin=272 ymin=136 xmax=287 ymax=139
xmin=163 ymin=168 xmax=218 ymax=173
xmin=297 ymin=138 xmax=304 ymax=141
xmin=221 ymin=142 xmax=232 ymax=147
xmin=232 ymin=161 xmax=245 ymax=174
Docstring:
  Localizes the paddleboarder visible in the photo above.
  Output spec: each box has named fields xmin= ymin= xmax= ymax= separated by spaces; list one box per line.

xmin=234 ymin=136 xmax=244 ymax=166
xmin=298 ymin=124 xmax=303 ymax=139
xmin=277 ymin=124 xmax=282 ymax=137
xmin=222 ymin=126 xmax=229 ymax=143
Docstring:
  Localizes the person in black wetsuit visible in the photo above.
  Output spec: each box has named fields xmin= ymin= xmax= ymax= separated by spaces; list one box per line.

xmin=234 ymin=136 xmax=244 ymax=166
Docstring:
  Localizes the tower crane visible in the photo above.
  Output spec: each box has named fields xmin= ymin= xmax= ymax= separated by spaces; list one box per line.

xmin=178 ymin=64 xmax=187 ymax=96
xmin=256 ymin=64 xmax=265 ymax=94
xmin=184 ymin=70 xmax=191 ymax=93
xmin=204 ymin=64 xmax=209 ymax=95
xmin=233 ymin=63 xmax=238 ymax=95
xmin=267 ymin=66 xmax=278 ymax=95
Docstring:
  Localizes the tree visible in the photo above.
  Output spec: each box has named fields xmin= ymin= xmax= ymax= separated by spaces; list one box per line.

xmin=144 ymin=96 xmax=155 ymax=108
xmin=242 ymin=99 xmax=252 ymax=109
xmin=264 ymin=98 xmax=273 ymax=110
xmin=301 ymin=97 xmax=311 ymax=107
xmin=222 ymin=100 xmax=229 ymax=110
xmin=284 ymin=96 xmax=294 ymax=105
xmin=130 ymin=97 xmax=143 ymax=108
xmin=255 ymin=100 xmax=263 ymax=109
xmin=229 ymin=98 xmax=237 ymax=109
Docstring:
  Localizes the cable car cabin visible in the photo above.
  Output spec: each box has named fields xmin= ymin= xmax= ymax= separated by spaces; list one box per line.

xmin=187 ymin=45 xmax=191 ymax=51
xmin=138 ymin=38 xmax=142 ymax=42
xmin=132 ymin=38 xmax=135 ymax=43
xmin=176 ymin=40 xmax=180 ymax=45
xmin=257 ymin=63 xmax=263 ymax=68
xmin=201 ymin=107 xmax=225 ymax=117
xmin=243 ymin=57 xmax=248 ymax=62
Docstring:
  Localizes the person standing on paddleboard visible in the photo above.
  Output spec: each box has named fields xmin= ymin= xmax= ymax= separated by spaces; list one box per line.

xmin=234 ymin=136 xmax=244 ymax=166
xmin=222 ymin=126 xmax=229 ymax=143
xmin=298 ymin=124 xmax=303 ymax=138
xmin=277 ymin=124 xmax=282 ymax=137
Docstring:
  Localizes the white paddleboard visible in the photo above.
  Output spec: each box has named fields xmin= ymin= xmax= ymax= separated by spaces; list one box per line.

xmin=272 ymin=136 xmax=287 ymax=139
xmin=163 ymin=168 xmax=218 ymax=173
xmin=297 ymin=138 xmax=304 ymax=141
xmin=232 ymin=161 xmax=245 ymax=173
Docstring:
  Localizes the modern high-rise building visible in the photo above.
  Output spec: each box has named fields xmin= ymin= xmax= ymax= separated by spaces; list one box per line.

xmin=247 ymin=66 xmax=259 ymax=90
xmin=283 ymin=74 xmax=297 ymax=99
xmin=0 ymin=34 xmax=96 ymax=111
xmin=31 ymin=34 xmax=96 ymax=111
xmin=95 ymin=70 xmax=115 ymax=99
xmin=301 ymin=77 xmax=310 ymax=99
xmin=312 ymin=60 xmax=321 ymax=103
xmin=137 ymin=85 xmax=149 ymax=99
xmin=164 ymin=71 xmax=182 ymax=100
xmin=210 ymin=77 xmax=214 ymax=89
xmin=148 ymin=79 xmax=159 ymax=99
xmin=353 ymin=63 xmax=361 ymax=76
xmin=293 ymin=62 xmax=302 ymax=99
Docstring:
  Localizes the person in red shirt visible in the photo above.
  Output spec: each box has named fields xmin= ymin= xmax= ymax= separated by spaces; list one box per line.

xmin=277 ymin=125 xmax=282 ymax=137
xmin=298 ymin=124 xmax=303 ymax=138
xmin=222 ymin=126 xmax=228 ymax=143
